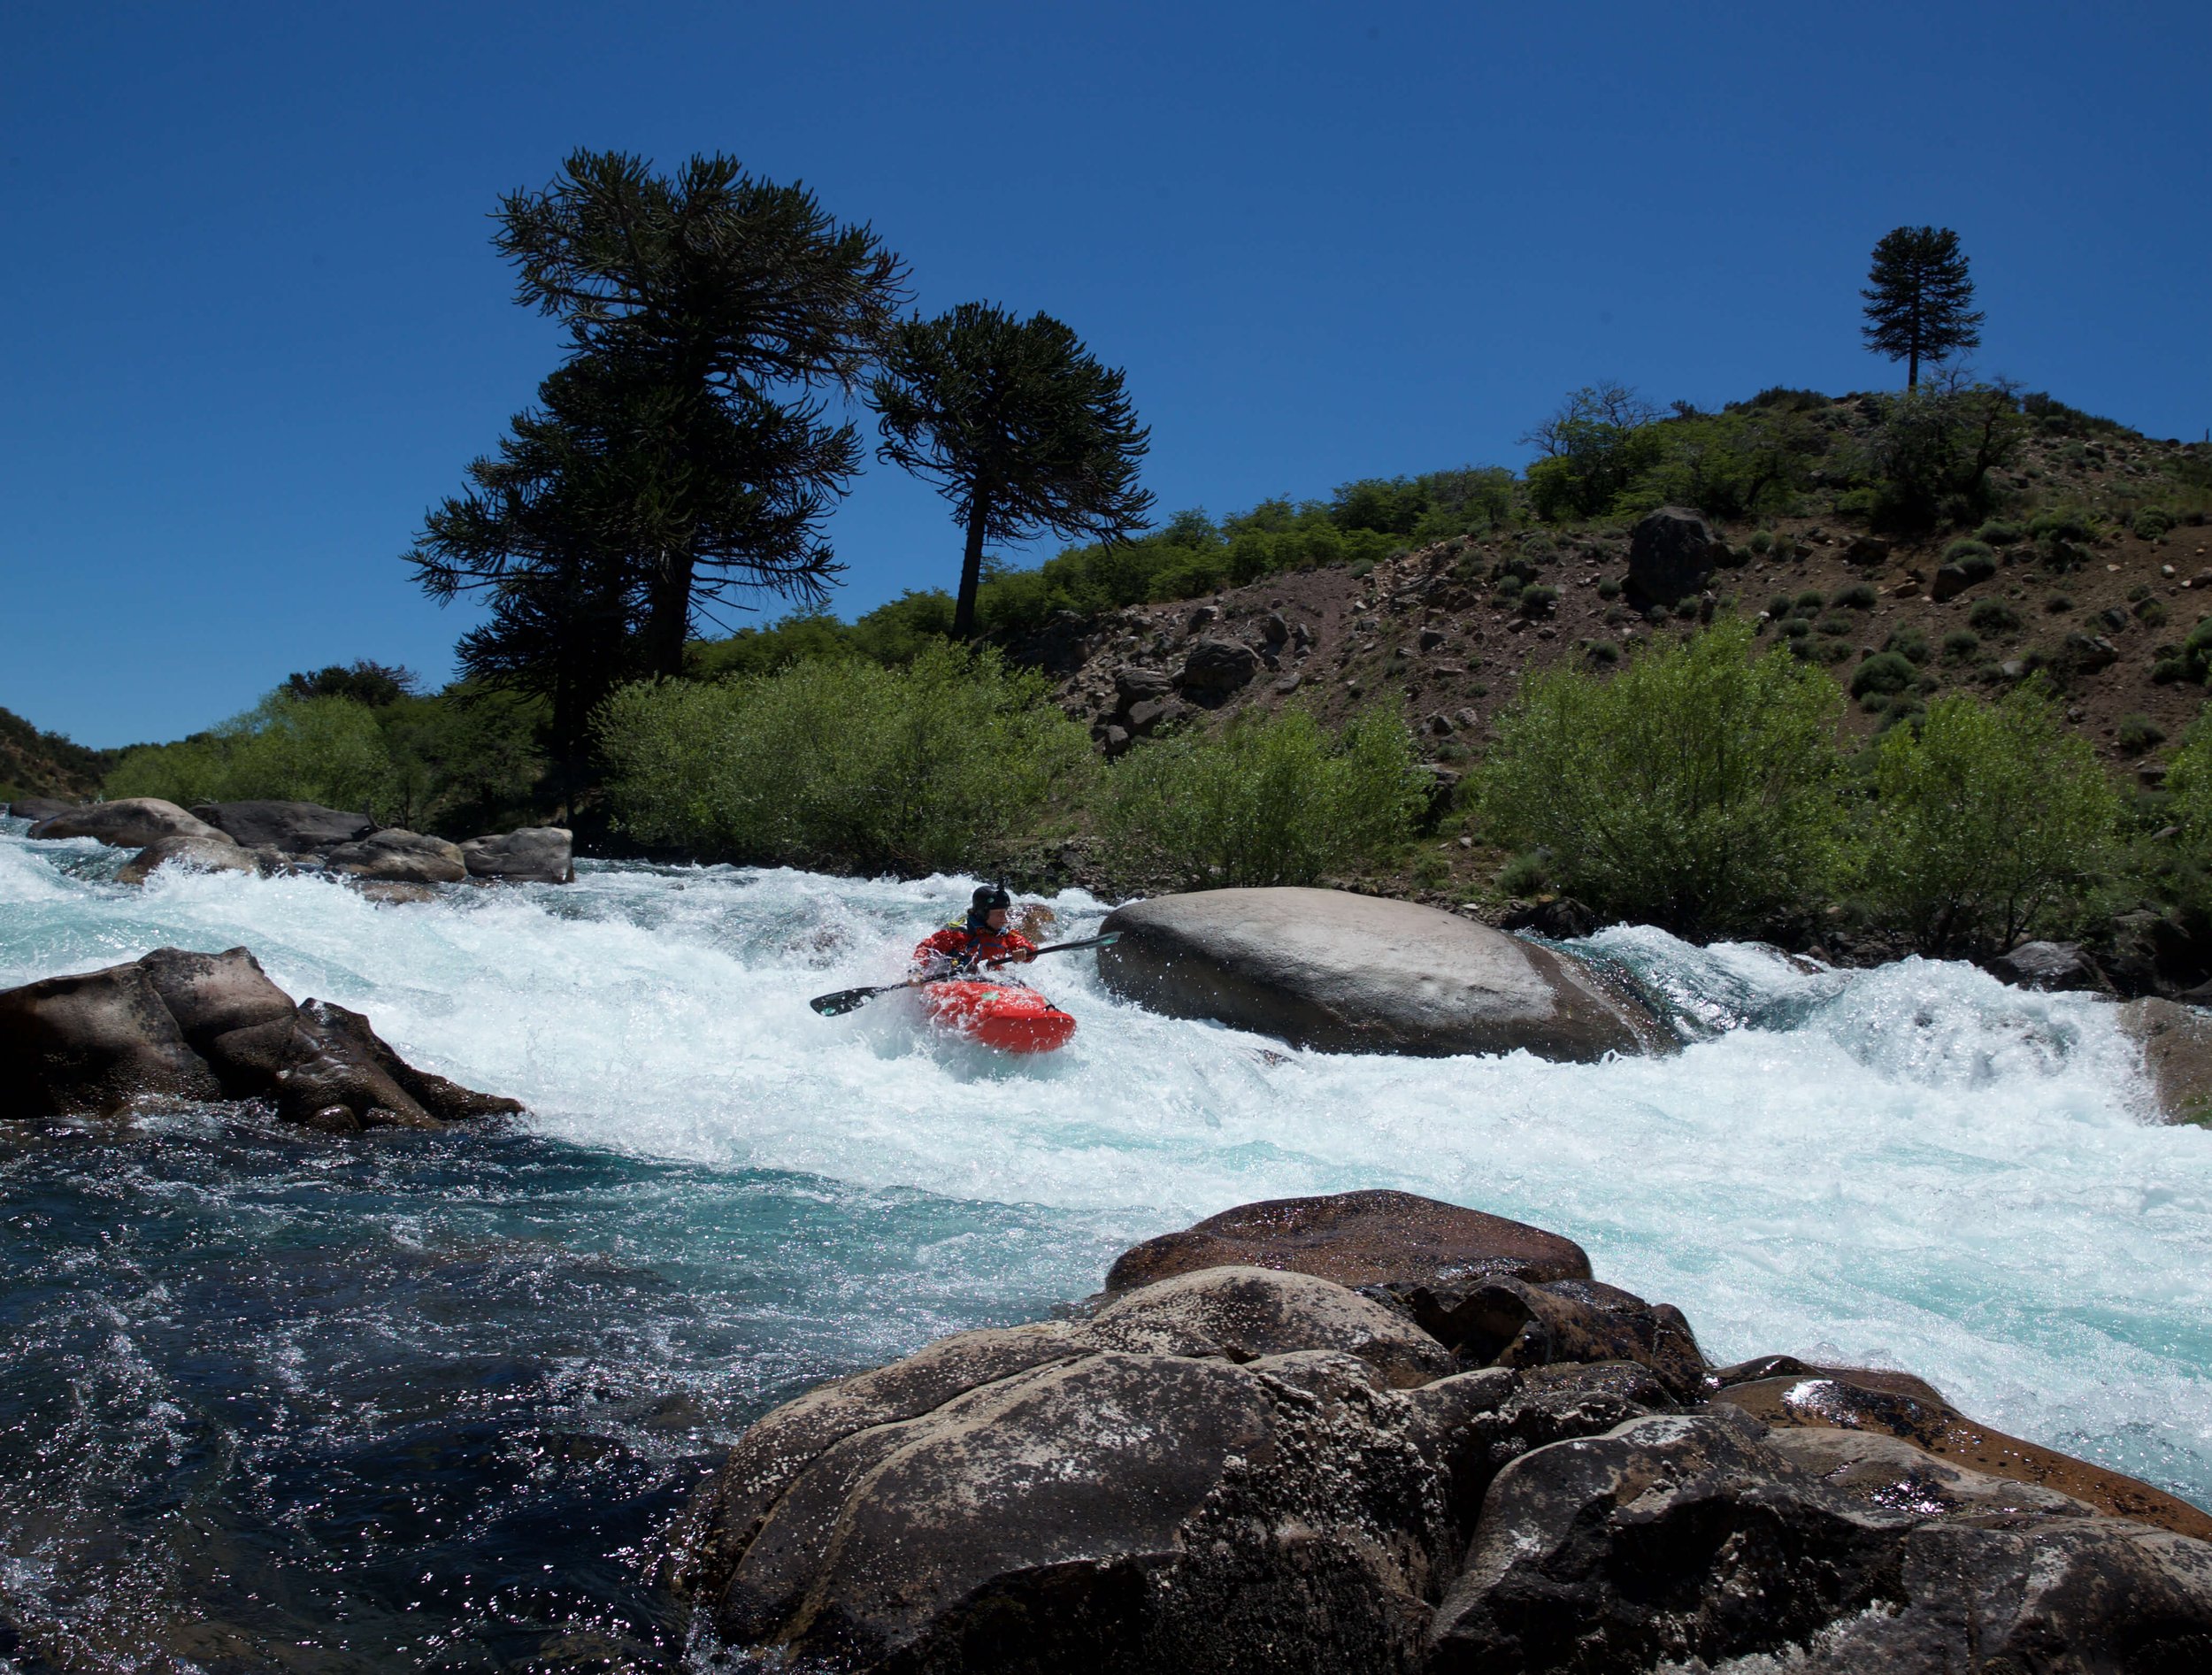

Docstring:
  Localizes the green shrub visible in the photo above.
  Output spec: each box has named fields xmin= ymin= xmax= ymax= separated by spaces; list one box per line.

xmin=1883 ymin=628 xmax=1932 ymax=666
xmin=2134 ymin=507 xmax=2175 ymax=541
xmin=1782 ymin=617 xmax=1812 ymax=639
xmin=2138 ymin=597 xmax=2170 ymax=628
xmin=1852 ymin=653 xmax=1918 ymax=698
xmin=1596 ymin=577 xmax=1622 ymax=600
xmin=1835 ymin=583 xmax=1878 ymax=610
xmin=1583 ymin=640 xmax=1619 ymax=665
xmin=2154 ymin=657 xmax=2190 ymax=685
xmin=1942 ymin=537 xmax=1995 ymax=564
xmin=106 ymin=694 xmax=400 ymax=817
xmin=1475 ymin=619 xmax=1847 ymax=936
xmin=1518 ymin=584 xmax=1560 ymax=617
xmin=2031 ymin=509 xmax=2096 ymax=543
xmin=1497 ymin=849 xmax=1552 ymax=896
xmin=1976 ymin=519 xmax=2023 ymax=546
xmin=1795 ymin=589 xmax=1824 ymax=610
xmin=2117 ymin=714 xmax=2167 ymax=754
xmin=1860 ymin=685 xmax=2122 ymax=957
xmin=1764 ymin=595 xmax=1794 ymax=619
xmin=1969 ymin=599 xmax=2022 ymax=634
xmin=1816 ymin=613 xmax=1856 ymax=637
xmin=1750 ymin=530 xmax=1774 ymax=555
xmin=596 ymin=645 xmax=1089 ymax=874
xmin=2045 ymin=594 xmax=2074 ymax=613
xmin=1098 ymin=705 xmax=1424 ymax=889
xmin=1941 ymin=629 xmax=1982 ymax=662
xmin=2164 ymin=708 xmax=2212 ymax=838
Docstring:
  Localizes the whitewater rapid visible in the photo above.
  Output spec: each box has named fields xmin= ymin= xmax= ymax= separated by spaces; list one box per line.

xmin=4 ymin=822 xmax=2211 ymax=1663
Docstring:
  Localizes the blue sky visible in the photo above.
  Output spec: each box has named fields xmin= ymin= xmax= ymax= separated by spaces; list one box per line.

xmin=4 ymin=1 xmax=2207 ymax=747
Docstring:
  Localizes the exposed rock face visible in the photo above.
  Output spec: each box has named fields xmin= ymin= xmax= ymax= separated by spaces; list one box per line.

xmin=1105 ymin=1188 xmax=1593 ymax=1295
xmin=1428 ymin=1410 xmax=2212 ymax=1673
xmin=1098 ymin=887 xmax=1668 ymax=1060
xmin=5 ymin=796 xmax=77 ymax=823
xmin=324 ymin=828 xmax=468 ymax=885
xmin=28 ymin=797 xmax=222 ymax=849
xmin=1710 ymin=1364 xmax=2212 ymax=1541
xmin=116 ymin=832 xmax=257 ymax=884
xmin=1174 ymin=637 xmax=1260 ymax=701
xmin=673 ymin=1188 xmax=2212 ymax=1673
xmin=1988 ymin=938 xmax=2108 ymax=992
xmin=461 ymin=826 xmax=573 ymax=884
xmin=0 ymin=947 xmax=521 ymax=1129
xmin=2118 ymin=995 xmax=2212 ymax=1126
xmin=0 ymin=962 xmax=224 ymax=1118
xmin=190 ymin=800 xmax=373 ymax=854
xmin=1624 ymin=506 xmax=1725 ymax=607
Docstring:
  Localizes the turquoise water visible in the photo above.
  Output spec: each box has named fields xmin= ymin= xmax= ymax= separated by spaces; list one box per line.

xmin=4 ymin=823 xmax=2210 ymax=1669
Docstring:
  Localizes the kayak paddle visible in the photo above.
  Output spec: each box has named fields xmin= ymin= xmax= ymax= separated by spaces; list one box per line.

xmin=808 ymin=933 xmax=1122 ymax=1018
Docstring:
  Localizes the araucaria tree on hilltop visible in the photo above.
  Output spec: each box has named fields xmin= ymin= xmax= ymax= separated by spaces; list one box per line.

xmin=1861 ymin=226 xmax=1985 ymax=389
xmin=871 ymin=303 xmax=1153 ymax=639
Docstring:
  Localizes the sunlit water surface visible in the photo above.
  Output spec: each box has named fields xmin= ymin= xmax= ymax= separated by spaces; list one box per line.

xmin=3 ymin=821 xmax=2208 ymax=1670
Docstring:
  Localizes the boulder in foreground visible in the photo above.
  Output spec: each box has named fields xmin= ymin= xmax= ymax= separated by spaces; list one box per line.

xmin=672 ymin=1189 xmax=2212 ymax=1673
xmin=1098 ymin=887 xmax=1667 ymax=1060
xmin=0 ymin=946 xmax=521 ymax=1129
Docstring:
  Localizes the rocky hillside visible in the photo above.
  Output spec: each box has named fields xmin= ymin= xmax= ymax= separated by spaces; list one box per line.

xmin=0 ymin=706 xmax=115 ymax=803
xmin=1032 ymin=401 xmax=2211 ymax=815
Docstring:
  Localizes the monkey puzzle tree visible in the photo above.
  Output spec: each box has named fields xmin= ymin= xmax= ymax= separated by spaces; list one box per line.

xmin=871 ymin=303 xmax=1154 ymax=639
xmin=1861 ymin=226 xmax=1985 ymax=390
xmin=487 ymin=150 xmax=908 ymax=673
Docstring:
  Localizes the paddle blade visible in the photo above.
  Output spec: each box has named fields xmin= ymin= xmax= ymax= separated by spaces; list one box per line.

xmin=810 ymin=985 xmax=887 ymax=1017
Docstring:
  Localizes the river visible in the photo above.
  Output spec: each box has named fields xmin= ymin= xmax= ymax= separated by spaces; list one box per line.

xmin=4 ymin=819 xmax=2208 ymax=1670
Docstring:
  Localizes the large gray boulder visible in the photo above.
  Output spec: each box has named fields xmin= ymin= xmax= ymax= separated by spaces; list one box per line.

xmin=1175 ymin=638 xmax=1261 ymax=702
xmin=2118 ymin=995 xmax=2212 ymax=1126
xmin=1097 ymin=887 xmax=1668 ymax=1060
xmin=0 ymin=961 xmax=224 ymax=1118
xmin=671 ymin=1265 xmax=1513 ymax=1674
xmin=1428 ymin=1410 xmax=2212 ymax=1672
xmin=460 ymin=826 xmax=573 ymax=885
xmin=190 ymin=800 xmax=373 ymax=854
xmin=324 ymin=827 xmax=467 ymax=885
xmin=116 ymin=832 xmax=257 ymax=885
xmin=0 ymin=946 xmax=521 ymax=1131
xmin=28 ymin=797 xmax=222 ymax=849
xmin=1624 ymin=505 xmax=1725 ymax=607
xmin=5 ymin=796 xmax=78 ymax=824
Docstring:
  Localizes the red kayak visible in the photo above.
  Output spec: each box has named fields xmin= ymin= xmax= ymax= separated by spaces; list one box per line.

xmin=918 ymin=980 xmax=1077 ymax=1054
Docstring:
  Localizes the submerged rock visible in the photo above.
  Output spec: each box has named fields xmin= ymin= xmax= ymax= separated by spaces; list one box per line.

xmin=671 ymin=1189 xmax=2212 ymax=1672
xmin=0 ymin=946 xmax=521 ymax=1129
xmin=1097 ymin=887 xmax=1667 ymax=1060
xmin=28 ymin=796 xmax=223 ymax=849
xmin=116 ymin=831 xmax=257 ymax=884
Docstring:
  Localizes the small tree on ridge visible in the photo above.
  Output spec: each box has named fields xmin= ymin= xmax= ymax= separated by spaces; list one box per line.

xmin=871 ymin=303 xmax=1154 ymax=640
xmin=1861 ymin=226 xmax=1985 ymax=390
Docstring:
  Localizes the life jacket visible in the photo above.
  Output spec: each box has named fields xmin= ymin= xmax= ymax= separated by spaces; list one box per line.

xmin=911 ymin=919 xmax=1039 ymax=976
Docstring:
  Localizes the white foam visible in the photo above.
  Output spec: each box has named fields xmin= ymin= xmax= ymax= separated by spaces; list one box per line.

xmin=4 ymin=833 xmax=2209 ymax=1494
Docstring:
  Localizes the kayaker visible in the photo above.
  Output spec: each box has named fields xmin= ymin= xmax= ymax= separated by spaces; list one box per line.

xmin=912 ymin=885 xmax=1039 ymax=977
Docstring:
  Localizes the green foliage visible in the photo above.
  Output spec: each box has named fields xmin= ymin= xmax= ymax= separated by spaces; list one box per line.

xmin=1518 ymin=584 xmax=1560 ymax=618
xmin=286 ymin=660 xmax=419 ymax=708
xmin=1860 ymin=686 xmax=2121 ymax=956
xmin=0 ymin=706 xmax=118 ymax=802
xmin=1497 ymin=849 xmax=1552 ymax=895
xmin=1097 ymin=706 xmax=1424 ymax=890
xmin=106 ymin=695 xmax=400 ymax=815
xmin=2137 ymin=597 xmax=2170 ymax=629
xmin=1595 ymin=577 xmax=1622 ymax=601
xmin=1941 ymin=629 xmax=1982 ymax=663
xmin=1942 ymin=538 xmax=1994 ymax=564
xmin=1968 ymin=599 xmax=2022 ymax=634
xmin=379 ymin=688 xmax=549 ymax=835
xmin=2135 ymin=506 xmax=2175 ymax=541
xmin=872 ymin=302 xmax=1155 ymax=637
xmin=1851 ymin=653 xmax=1918 ymax=699
xmin=2116 ymin=714 xmax=2166 ymax=754
xmin=1522 ymin=382 xmax=1665 ymax=520
xmin=1835 ymin=583 xmax=1878 ymax=610
xmin=1855 ymin=380 xmax=2026 ymax=530
xmin=1475 ymin=620 xmax=1847 ymax=936
xmin=2165 ymin=707 xmax=2212 ymax=840
xmin=1976 ymin=519 xmax=2022 ymax=545
xmin=1796 ymin=589 xmax=1825 ymax=610
xmin=2020 ymin=391 xmax=2124 ymax=438
xmin=595 ymin=644 xmax=1089 ymax=874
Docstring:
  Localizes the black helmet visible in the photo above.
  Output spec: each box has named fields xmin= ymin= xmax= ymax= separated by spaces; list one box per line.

xmin=971 ymin=883 xmax=1012 ymax=913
